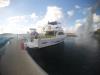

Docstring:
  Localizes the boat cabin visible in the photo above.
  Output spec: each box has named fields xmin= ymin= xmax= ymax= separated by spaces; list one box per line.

xmin=43 ymin=21 xmax=64 ymax=36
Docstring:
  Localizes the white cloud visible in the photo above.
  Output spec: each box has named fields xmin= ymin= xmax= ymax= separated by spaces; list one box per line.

xmin=36 ymin=6 xmax=63 ymax=33
xmin=67 ymin=10 xmax=74 ymax=17
xmin=4 ymin=12 xmax=38 ymax=34
xmin=30 ymin=13 xmax=38 ymax=19
xmin=93 ymin=13 xmax=100 ymax=23
xmin=66 ymin=5 xmax=80 ymax=18
xmin=65 ymin=19 xmax=82 ymax=33
xmin=74 ymin=18 xmax=87 ymax=33
xmin=1 ymin=6 xmax=64 ymax=34
xmin=75 ymin=18 xmax=87 ymax=23
xmin=0 ymin=0 xmax=10 ymax=7
xmin=0 ymin=24 xmax=29 ymax=34
xmin=66 ymin=24 xmax=82 ymax=33
xmin=82 ymin=7 xmax=91 ymax=15
xmin=75 ymin=5 xmax=80 ymax=9
xmin=8 ymin=16 xmax=27 ymax=23
xmin=75 ymin=19 xmax=81 ymax=23
xmin=82 ymin=6 xmax=97 ymax=16
xmin=8 ymin=13 xmax=38 ymax=24
xmin=2 ymin=23 xmax=29 ymax=34
xmin=75 ymin=22 xmax=82 ymax=31
xmin=44 ymin=6 xmax=63 ymax=22
xmin=0 ymin=25 xmax=5 ymax=34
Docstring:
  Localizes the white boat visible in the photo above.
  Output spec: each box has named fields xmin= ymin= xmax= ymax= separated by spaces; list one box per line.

xmin=24 ymin=21 xmax=66 ymax=48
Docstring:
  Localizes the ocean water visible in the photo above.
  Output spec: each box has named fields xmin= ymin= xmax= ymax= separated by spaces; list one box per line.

xmin=27 ymin=37 xmax=100 ymax=75
xmin=0 ymin=37 xmax=6 ymax=48
xmin=0 ymin=36 xmax=11 ymax=57
xmin=0 ymin=37 xmax=8 ymax=48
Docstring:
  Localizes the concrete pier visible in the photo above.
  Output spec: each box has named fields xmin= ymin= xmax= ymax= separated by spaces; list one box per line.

xmin=0 ymin=38 xmax=48 ymax=75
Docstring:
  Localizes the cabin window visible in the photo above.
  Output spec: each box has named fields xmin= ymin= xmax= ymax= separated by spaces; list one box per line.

xmin=58 ymin=32 xmax=64 ymax=35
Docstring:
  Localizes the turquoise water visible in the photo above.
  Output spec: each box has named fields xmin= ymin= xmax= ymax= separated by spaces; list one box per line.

xmin=0 ymin=36 xmax=11 ymax=57
xmin=0 ymin=36 xmax=12 ymax=48
xmin=0 ymin=37 xmax=9 ymax=48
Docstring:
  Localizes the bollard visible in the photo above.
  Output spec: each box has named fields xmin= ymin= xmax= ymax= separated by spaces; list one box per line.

xmin=20 ymin=40 xmax=25 ymax=50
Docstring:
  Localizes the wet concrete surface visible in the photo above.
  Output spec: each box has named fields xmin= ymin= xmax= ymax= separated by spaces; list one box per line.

xmin=27 ymin=37 xmax=100 ymax=75
xmin=0 ymin=38 xmax=48 ymax=75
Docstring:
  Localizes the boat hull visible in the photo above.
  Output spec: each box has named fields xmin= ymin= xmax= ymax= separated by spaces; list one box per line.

xmin=24 ymin=35 xmax=66 ymax=49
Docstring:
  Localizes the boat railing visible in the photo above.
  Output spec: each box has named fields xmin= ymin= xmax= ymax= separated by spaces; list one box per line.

xmin=23 ymin=33 xmax=64 ymax=42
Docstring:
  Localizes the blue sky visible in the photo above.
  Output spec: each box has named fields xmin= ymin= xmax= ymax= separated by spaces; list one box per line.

xmin=0 ymin=0 xmax=100 ymax=33
xmin=1 ymin=0 xmax=98 ymax=16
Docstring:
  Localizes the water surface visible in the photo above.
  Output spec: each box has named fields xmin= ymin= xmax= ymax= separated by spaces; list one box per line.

xmin=27 ymin=37 xmax=100 ymax=75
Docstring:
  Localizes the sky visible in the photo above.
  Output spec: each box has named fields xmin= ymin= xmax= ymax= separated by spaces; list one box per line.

xmin=0 ymin=0 xmax=100 ymax=34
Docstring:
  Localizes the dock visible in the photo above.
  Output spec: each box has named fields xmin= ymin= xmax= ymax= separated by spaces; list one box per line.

xmin=0 ymin=38 xmax=48 ymax=75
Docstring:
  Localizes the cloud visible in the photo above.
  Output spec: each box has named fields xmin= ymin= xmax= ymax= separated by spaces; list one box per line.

xmin=36 ymin=6 xmax=63 ymax=32
xmin=5 ymin=16 xmax=29 ymax=34
xmin=75 ymin=18 xmax=87 ymax=23
xmin=8 ymin=16 xmax=27 ymax=23
xmin=0 ymin=25 xmax=5 ymax=34
xmin=75 ymin=19 xmax=81 ymax=23
xmin=30 ymin=13 xmax=38 ymax=19
xmin=67 ymin=23 xmax=82 ymax=33
xmin=1 ymin=6 xmax=64 ymax=34
xmin=93 ymin=13 xmax=100 ymax=23
xmin=74 ymin=18 xmax=88 ymax=33
xmin=65 ymin=19 xmax=82 ymax=33
xmin=0 ymin=0 xmax=10 ymax=7
xmin=5 ymin=12 xmax=38 ymax=34
xmin=1 ymin=24 xmax=29 ymax=34
xmin=67 ymin=10 xmax=74 ymax=17
xmin=7 ymin=13 xmax=38 ymax=25
xmin=67 ymin=5 xmax=80 ymax=18
xmin=44 ymin=6 xmax=63 ymax=22
xmin=75 ymin=21 xmax=82 ymax=31
xmin=82 ymin=7 xmax=94 ymax=15
xmin=75 ymin=5 xmax=80 ymax=9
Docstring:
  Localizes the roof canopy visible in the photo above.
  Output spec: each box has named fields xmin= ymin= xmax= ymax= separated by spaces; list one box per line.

xmin=48 ymin=21 xmax=60 ymax=25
